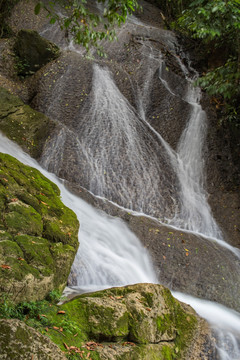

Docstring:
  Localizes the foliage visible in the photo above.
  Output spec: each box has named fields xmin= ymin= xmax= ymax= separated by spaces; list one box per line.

xmin=150 ymin=0 xmax=192 ymax=20
xmin=173 ymin=0 xmax=240 ymax=124
xmin=0 ymin=290 xmax=61 ymax=320
xmin=34 ymin=0 xmax=140 ymax=55
xmin=177 ymin=0 xmax=240 ymax=43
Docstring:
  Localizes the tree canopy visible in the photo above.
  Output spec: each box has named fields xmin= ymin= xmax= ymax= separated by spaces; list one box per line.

xmin=166 ymin=0 xmax=240 ymax=124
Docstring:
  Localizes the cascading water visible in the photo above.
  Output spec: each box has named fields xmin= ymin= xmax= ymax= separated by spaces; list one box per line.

xmin=40 ymin=25 xmax=224 ymax=241
xmin=3 ymin=6 xmax=240 ymax=358
xmin=1 ymin=132 xmax=240 ymax=359
xmin=0 ymin=133 xmax=157 ymax=290
xmin=168 ymin=84 xmax=222 ymax=239
xmin=174 ymin=292 xmax=240 ymax=360
xmin=40 ymin=62 xmax=178 ymax=219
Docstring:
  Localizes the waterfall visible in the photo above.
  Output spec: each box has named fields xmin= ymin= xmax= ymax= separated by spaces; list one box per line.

xmin=0 ymin=133 xmax=157 ymax=290
xmin=3 ymin=9 xmax=239 ymax=357
xmin=174 ymin=292 xmax=240 ymax=360
xmin=40 ymin=62 xmax=178 ymax=219
xmin=169 ymin=85 xmax=222 ymax=239
xmin=1 ymin=132 xmax=240 ymax=359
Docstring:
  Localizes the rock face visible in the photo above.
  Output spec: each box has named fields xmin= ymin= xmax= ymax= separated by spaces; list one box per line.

xmin=14 ymin=29 xmax=60 ymax=76
xmin=65 ymin=181 xmax=240 ymax=313
xmin=0 ymin=153 xmax=79 ymax=302
xmin=54 ymin=284 xmax=215 ymax=359
xmin=0 ymin=318 xmax=67 ymax=359
xmin=0 ymin=284 xmax=216 ymax=359
xmin=0 ymin=87 xmax=56 ymax=159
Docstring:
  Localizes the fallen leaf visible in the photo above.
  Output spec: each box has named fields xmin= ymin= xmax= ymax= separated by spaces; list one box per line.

xmin=1 ymin=264 xmax=11 ymax=269
xmin=18 ymin=257 xmax=25 ymax=261
xmin=146 ymin=308 xmax=151 ymax=312
xmin=63 ymin=342 xmax=69 ymax=350
xmin=57 ymin=311 xmax=66 ymax=314
xmin=186 ymin=252 xmax=189 ymax=257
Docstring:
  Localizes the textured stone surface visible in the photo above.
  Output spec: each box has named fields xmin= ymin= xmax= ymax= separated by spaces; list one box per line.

xmin=14 ymin=29 xmax=59 ymax=76
xmin=0 ymin=318 xmax=67 ymax=360
xmin=56 ymin=283 xmax=215 ymax=359
xmin=0 ymin=153 xmax=79 ymax=302
xmin=0 ymin=86 xmax=56 ymax=159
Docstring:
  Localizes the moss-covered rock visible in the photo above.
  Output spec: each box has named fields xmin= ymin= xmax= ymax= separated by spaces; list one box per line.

xmin=30 ymin=283 xmax=214 ymax=359
xmin=0 ymin=153 xmax=79 ymax=302
xmin=14 ymin=29 xmax=60 ymax=76
xmin=0 ymin=86 xmax=56 ymax=159
xmin=0 ymin=318 xmax=67 ymax=359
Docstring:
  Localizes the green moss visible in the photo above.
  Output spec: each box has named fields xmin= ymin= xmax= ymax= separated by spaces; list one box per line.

xmin=0 ymin=153 xmax=79 ymax=302
xmin=0 ymin=87 xmax=56 ymax=158
xmin=156 ymin=313 xmax=175 ymax=337
xmin=5 ymin=202 xmax=43 ymax=236
xmin=15 ymin=235 xmax=54 ymax=276
xmin=14 ymin=30 xmax=60 ymax=76
xmin=141 ymin=292 xmax=154 ymax=307
xmin=161 ymin=345 xmax=175 ymax=360
xmin=161 ymin=288 xmax=198 ymax=358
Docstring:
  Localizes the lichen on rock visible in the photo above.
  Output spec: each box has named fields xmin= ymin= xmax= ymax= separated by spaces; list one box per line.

xmin=0 ymin=86 xmax=56 ymax=159
xmin=0 ymin=152 xmax=79 ymax=302
xmin=0 ymin=318 xmax=67 ymax=360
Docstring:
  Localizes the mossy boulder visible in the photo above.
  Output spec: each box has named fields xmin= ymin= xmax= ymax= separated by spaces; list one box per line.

xmin=32 ymin=283 xmax=214 ymax=359
xmin=0 ymin=86 xmax=56 ymax=159
xmin=0 ymin=153 xmax=79 ymax=302
xmin=0 ymin=318 xmax=67 ymax=359
xmin=14 ymin=29 xmax=60 ymax=76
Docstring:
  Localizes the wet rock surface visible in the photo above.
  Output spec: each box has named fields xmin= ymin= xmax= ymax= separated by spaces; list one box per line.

xmin=1 ymin=0 xmax=239 ymax=246
xmin=66 ymin=181 xmax=240 ymax=313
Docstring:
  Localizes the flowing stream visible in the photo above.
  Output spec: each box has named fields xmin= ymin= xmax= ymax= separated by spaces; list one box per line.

xmin=2 ymin=8 xmax=240 ymax=359
xmin=1 ymin=133 xmax=240 ymax=359
xmin=0 ymin=133 xmax=157 ymax=290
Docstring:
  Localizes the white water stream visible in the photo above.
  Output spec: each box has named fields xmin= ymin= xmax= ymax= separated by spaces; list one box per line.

xmin=1 ymin=133 xmax=240 ymax=359
xmin=0 ymin=133 xmax=157 ymax=289
xmin=2 ymin=9 xmax=240 ymax=358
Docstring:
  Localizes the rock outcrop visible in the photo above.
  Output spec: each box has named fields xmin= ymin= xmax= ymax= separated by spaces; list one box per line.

xmin=58 ymin=283 xmax=215 ymax=359
xmin=0 ymin=284 xmax=215 ymax=360
xmin=0 ymin=87 xmax=56 ymax=159
xmin=14 ymin=29 xmax=60 ymax=76
xmin=0 ymin=318 xmax=67 ymax=360
xmin=0 ymin=153 xmax=79 ymax=302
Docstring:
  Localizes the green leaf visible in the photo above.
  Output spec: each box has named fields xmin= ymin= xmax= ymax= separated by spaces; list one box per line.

xmin=34 ymin=2 xmax=42 ymax=15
